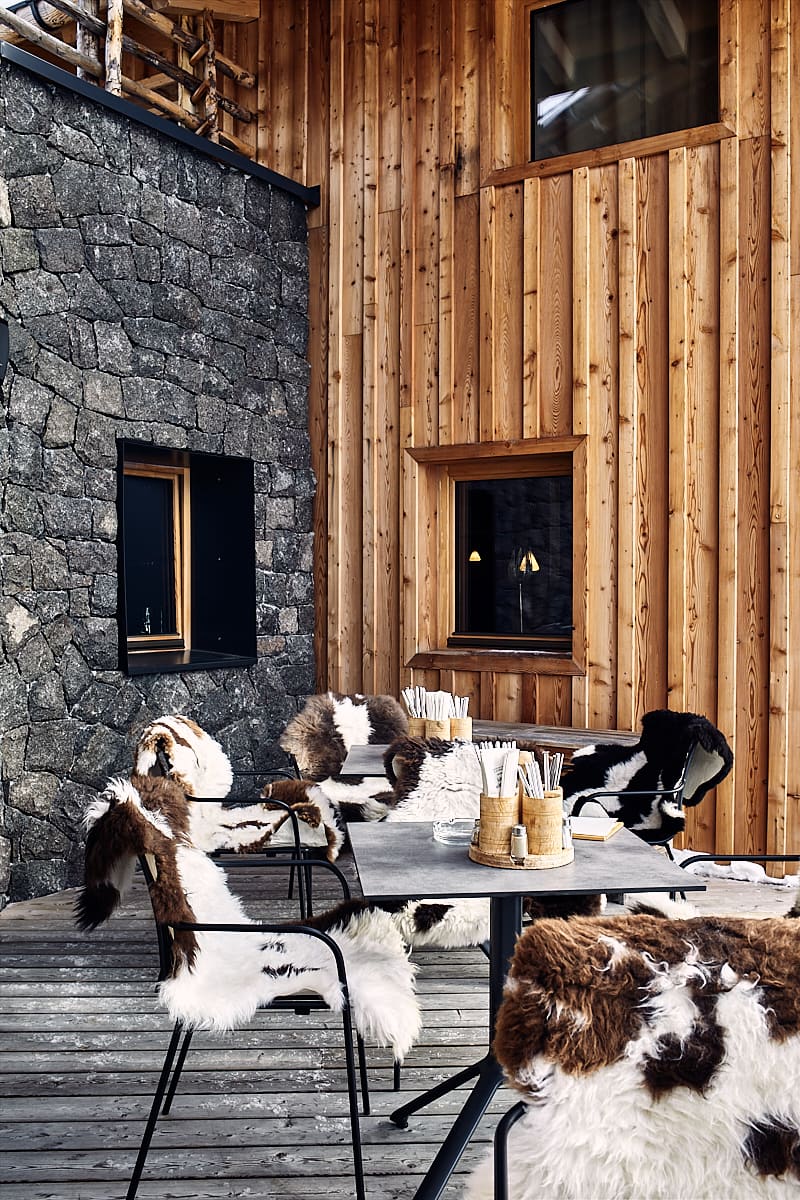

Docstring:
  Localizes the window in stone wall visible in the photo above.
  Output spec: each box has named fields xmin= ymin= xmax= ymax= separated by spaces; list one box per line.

xmin=449 ymin=460 xmax=573 ymax=655
xmin=118 ymin=441 xmax=257 ymax=675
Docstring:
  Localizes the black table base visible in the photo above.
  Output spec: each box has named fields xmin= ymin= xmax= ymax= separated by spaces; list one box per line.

xmin=389 ymin=894 xmax=522 ymax=1200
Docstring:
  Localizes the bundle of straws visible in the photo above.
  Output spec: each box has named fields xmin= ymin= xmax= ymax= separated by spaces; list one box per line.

xmin=517 ymin=750 xmax=565 ymax=798
xmin=401 ymin=687 xmax=470 ymax=720
xmin=473 ymin=740 xmax=519 ymax=797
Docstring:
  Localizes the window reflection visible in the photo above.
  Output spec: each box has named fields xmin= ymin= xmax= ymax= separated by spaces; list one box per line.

xmin=452 ymin=474 xmax=572 ymax=653
xmin=531 ymin=0 xmax=719 ymax=161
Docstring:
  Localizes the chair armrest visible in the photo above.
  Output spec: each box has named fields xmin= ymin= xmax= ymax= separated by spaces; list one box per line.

xmin=570 ymin=782 xmax=685 ymax=816
xmin=189 ymin=794 xmax=304 ymax=859
xmin=170 ymin=918 xmax=350 ymax=989
xmin=679 ymin=852 xmax=800 ymax=871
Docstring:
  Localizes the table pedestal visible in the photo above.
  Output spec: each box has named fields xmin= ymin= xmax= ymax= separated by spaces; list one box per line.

xmin=389 ymin=894 xmax=523 ymax=1200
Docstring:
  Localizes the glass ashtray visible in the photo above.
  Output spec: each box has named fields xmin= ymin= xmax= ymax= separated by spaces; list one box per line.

xmin=432 ymin=818 xmax=476 ymax=845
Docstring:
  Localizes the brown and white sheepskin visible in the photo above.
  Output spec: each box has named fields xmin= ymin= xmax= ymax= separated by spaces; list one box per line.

xmin=76 ymin=774 xmax=421 ymax=1059
xmin=280 ymin=692 xmax=407 ymax=781
xmin=134 ymin=714 xmax=353 ymax=860
xmin=465 ymin=908 xmax=800 ymax=1199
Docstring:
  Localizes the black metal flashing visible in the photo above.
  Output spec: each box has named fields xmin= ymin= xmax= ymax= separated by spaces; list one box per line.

xmin=0 ymin=39 xmax=320 ymax=208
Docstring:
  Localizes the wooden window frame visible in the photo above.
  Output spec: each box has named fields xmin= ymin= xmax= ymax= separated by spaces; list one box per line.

xmin=486 ymin=0 xmax=733 ymax=184
xmin=123 ymin=461 xmax=191 ymax=655
xmin=406 ymin=436 xmax=586 ymax=677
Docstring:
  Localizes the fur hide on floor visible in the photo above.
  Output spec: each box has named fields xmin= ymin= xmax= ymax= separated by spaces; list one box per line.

xmin=562 ymin=708 xmax=733 ymax=842
xmin=76 ymin=774 xmax=421 ymax=1059
xmin=465 ymin=906 xmax=800 ymax=1200
xmin=280 ymin=692 xmax=407 ymax=781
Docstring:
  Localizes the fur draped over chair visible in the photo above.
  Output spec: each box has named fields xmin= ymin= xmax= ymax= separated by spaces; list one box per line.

xmin=134 ymin=714 xmax=353 ymax=861
xmin=562 ymin=708 xmax=733 ymax=842
xmin=465 ymin=901 xmax=800 ymax=1200
xmin=76 ymin=773 xmax=421 ymax=1060
xmin=280 ymin=692 xmax=408 ymax=781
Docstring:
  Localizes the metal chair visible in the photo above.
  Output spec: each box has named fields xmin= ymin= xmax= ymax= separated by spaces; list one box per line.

xmin=77 ymin=775 xmax=422 ymax=1200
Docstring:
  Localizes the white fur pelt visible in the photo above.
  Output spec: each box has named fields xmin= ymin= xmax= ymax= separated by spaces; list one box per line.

xmin=382 ymin=737 xmax=489 ymax=948
xmin=134 ymin=714 xmax=233 ymax=798
xmin=79 ymin=776 xmax=421 ymax=1060
xmin=160 ymin=845 xmax=420 ymax=1057
xmin=384 ymin=738 xmax=481 ymax=822
xmin=464 ymin=910 xmax=800 ymax=1200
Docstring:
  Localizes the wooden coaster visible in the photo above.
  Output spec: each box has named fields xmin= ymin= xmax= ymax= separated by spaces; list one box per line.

xmin=468 ymin=844 xmax=574 ymax=870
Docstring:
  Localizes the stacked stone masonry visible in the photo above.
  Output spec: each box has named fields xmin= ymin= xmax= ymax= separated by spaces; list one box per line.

xmin=0 ymin=59 xmax=315 ymax=906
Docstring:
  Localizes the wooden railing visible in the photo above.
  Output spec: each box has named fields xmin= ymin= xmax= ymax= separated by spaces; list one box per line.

xmin=0 ymin=0 xmax=256 ymax=158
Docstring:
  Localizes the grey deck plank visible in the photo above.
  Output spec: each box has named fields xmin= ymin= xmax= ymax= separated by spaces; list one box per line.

xmin=1 ymin=862 xmax=793 ymax=1200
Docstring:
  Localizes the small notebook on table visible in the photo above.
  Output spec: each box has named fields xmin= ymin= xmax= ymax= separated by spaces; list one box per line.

xmin=570 ymin=816 xmax=624 ymax=841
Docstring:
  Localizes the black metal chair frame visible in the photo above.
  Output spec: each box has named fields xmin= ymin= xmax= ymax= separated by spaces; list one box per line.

xmin=132 ymin=853 xmax=370 ymax=1200
xmin=153 ymin=745 xmax=317 ymax=916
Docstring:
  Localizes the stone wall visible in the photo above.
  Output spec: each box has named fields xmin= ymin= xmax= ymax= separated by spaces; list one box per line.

xmin=0 ymin=57 xmax=316 ymax=906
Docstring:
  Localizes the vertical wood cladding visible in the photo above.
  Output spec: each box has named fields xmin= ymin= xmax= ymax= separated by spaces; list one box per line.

xmin=253 ymin=0 xmax=798 ymax=860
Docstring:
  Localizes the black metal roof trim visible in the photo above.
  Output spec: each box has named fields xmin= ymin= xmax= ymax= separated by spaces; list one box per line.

xmin=0 ymin=40 xmax=320 ymax=208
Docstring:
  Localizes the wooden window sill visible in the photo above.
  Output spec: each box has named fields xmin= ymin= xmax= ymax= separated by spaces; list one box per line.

xmin=407 ymin=649 xmax=584 ymax=676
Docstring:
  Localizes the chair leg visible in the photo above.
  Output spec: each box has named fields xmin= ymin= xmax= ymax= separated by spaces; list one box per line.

xmin=494 ymin=1101 xmax=527 ymax=1200
xmin=161 ymin=1026 xmax=194 ymax=1115
xmin=356 ymin=1032 xmax=370 ymax=1116
xmin=340 ymin=1006 xmax=366 ymax=1200
xmin=393 ymin=1058 xmax=401 ymax=1091
xmin=127 ymin=1020 xmax=184 ymax=1200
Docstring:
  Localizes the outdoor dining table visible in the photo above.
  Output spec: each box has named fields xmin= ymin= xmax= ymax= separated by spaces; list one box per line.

xmin=339 ymin=721 xmax=640 ymax=778
xmin=347 ymin=820 xmax=704 ymax=1200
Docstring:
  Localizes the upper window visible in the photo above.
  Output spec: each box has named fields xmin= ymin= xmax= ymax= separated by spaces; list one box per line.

xmin=118 ymin=441 xmax=257 ymax=675
xmin=449 ymin=462 xmax=573 ymax=655
xmin=530 ymin=0 xmax=719 ymax=161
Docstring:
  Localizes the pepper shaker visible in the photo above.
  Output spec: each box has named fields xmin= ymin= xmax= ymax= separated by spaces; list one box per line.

xmin=510 ymin=823 xmax=528 ymax=864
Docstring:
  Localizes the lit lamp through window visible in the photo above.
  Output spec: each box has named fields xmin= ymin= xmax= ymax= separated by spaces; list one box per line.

xmin=512 ymin=546 xmax=540 ymax=633
xmin=468 ymin=550 xmax=482 ymax=563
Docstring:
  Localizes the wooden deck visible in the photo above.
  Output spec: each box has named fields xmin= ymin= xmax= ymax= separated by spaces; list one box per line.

xmin=1 ymin=856 xmax=796 ymax=1199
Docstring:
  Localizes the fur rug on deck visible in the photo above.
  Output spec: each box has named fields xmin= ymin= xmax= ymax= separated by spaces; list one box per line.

xmin=76 ymin=774 xmax=421 ymax=1059
xmin=464 ymin=904 xmax=800 ymax=1199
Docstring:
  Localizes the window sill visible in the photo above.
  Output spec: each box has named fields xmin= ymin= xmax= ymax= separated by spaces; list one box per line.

xmin=482 ymin=122 xmax=735 ymax=187
xmin=407 ymin=649 xmax=584 ymax=676
xmin=125 ymin=648 xmax=257 ymax=676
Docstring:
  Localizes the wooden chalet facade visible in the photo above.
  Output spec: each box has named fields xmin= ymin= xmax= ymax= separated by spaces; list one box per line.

xmin=4 ymin=0 xmax=799 ymax=862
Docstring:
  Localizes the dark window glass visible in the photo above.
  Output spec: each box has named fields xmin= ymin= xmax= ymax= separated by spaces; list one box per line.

xmin=451 ymin=474 xmax=572 ymax=653
xmin=122 ymin=473 xmax=178 ymax=638
xmin=531 ymin=0 xmax=718 ymax=161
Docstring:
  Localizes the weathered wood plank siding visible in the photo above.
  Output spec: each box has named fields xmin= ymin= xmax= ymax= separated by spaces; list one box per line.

xmin=12 ymin=0 xmax=793 ymax=860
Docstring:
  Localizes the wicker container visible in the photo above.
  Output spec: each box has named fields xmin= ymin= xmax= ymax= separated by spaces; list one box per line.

xmin=425 ymin=718 xmax=451 ymax=740
xmin=523 ymin=788 xmax=564 ymax=857
xmin=479 ymin=794 xmax=520 ymax=856
xmin=449 ymin=716 xmax=473 ymax=741
xmin=407 ymin=716 xmax=427 ymax=737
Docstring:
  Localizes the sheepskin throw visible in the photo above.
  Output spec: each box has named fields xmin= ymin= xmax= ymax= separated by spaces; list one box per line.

xmin=562 ymin=708 xmax=733 ymax=842
xmin=383 ymin=736 xmax=481 ymax=822
xmin=134 ymin=714 xmax=233 ymax=797
xmin=134 ymin=714 xmax=364 ymax=861
xmin=377 ymin=737 xmax=489 ymax=948
xmin=280 ymin=692 xmax=407 ymax=781
xmin=465 ymin=906 xmax=800 ymax=1200
xmin=76 ymin=774 xmax=421 ymax=1059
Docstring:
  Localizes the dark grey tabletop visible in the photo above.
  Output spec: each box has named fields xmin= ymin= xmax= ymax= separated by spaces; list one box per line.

xmin=347 ymin=821 xmax=704 ymax=902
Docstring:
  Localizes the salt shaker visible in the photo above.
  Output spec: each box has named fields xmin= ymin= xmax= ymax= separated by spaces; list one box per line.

xmin=471 ymin=818 xmax=481 ymax=847
xmin=510 ymin=823 xmax=528 ymax=864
